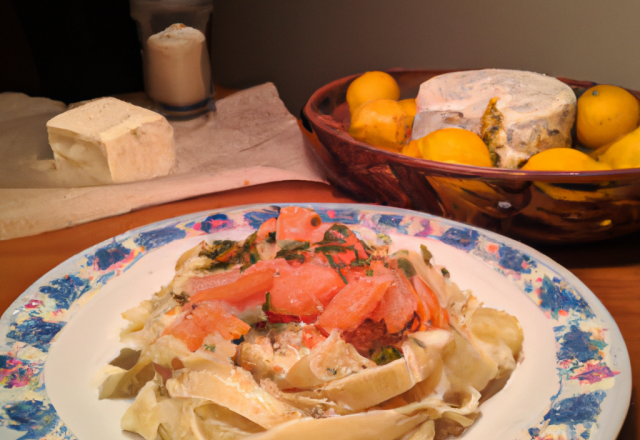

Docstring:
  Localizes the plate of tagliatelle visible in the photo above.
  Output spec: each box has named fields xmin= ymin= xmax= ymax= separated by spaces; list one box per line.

xmin=0 ymin=204 xmax=630 ymax=440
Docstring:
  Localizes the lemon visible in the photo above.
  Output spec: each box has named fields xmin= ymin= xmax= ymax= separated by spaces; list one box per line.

xmin=398 ymin=98 xmax=417 ymax=131
xmin=577 ymin=85 xmax=640 ymax=149
xmin=521 ymin=148 xmax=611 ymax=171
xmin=346 ymin=71 xmax=400 ymax=114
xmin=401 ymin=139 xmax=421 ymax=158
xmin=599 ymin=126 xmax=640 ymax=169
xmin=417 ymin=128 xmax=493 ymax=167
xmin=349 ymin=99 xmax=411 ymax=150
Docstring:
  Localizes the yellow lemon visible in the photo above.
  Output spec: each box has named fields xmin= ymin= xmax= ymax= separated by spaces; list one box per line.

xmin=599 ymin=126 xmax=640 ymax=169
xmin=398 ymin=98 xmax=417 ymax=131
xmin=349 ymin=99 xmax=411 ymax=150
xmin=521 ymin=148 xmax=611 ymax=171
xmin=417 ymin=128 xmax=493 ymax=167
xmin=346 ymin=71 xmax=400 ymax=114
xmin=577 ymin=85 xmax=640 ymax=149
xmin=401 ymin=139 xmax=421 ymax=158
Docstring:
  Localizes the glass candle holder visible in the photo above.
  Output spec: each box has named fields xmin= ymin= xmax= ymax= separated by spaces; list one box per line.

xmin=130 ymin=0 xmax=214 ymax=118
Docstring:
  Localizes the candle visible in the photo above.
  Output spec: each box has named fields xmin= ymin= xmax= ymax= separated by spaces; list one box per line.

xmin=145 ymin=23 xmax=212 ymax=108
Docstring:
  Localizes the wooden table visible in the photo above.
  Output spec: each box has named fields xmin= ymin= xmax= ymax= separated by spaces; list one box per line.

xmin=1 ymin=179 xmax=638 ymax=439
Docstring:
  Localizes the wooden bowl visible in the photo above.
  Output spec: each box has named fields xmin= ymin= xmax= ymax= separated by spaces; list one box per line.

xmin=302 ymin=69 xmax=640 ymax=243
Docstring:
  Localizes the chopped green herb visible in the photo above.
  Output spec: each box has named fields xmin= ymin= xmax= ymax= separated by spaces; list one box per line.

xmin=441 ymin=268 xmax=450 ymax=278
xmin=315 ymin=224 xmax=352 ymax=245
xmin=420 ymin=244 xmax=433 ymax=267
xmin=327 ymin=367 xmax=337 ymax=376
xmin=278 ymin=240 xmax=311 ymax=253
xmin=238 ymin=232 xmax=261 ymax=270
xmin=200 ymin=240 xmax=236 ymax=260
xmin=275 ymin=241 xmax=311 ymax=263
xmin=323 ymin=253 xmax=348 ymax=284
xmin=366 ymin=270 xmax=373 ymax=277
xmin=371 ymin=346 xmax=403 ymax=366
xmin=314 ymin=244 xmax=351 ymax=254
xmin=171 ymin=291 xmax=190 ymax=307
xmin=276 ymin=241 xmax=310 ymax=256
xmin=396 ymin=258 xmax=417 ymax=278
xmin=203 ymin=344 xmax=216 ymax=352
xmin=349 ymin=257 xmax=370 ymax=267
xmin=376 ymin=233 xmax=392 ymax=245
xmin=359 ymin=239 xmax=374 ymax=254
xmin=262 ymin=292 xmax=273 ymax=312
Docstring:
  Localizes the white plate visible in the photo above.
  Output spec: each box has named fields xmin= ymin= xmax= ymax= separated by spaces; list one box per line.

xmin=0 ymin=204 xmax=630 ymax=440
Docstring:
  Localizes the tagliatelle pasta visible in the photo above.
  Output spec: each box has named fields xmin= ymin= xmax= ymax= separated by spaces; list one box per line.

xmin=98 ymin=206 xmax=523 ymax=440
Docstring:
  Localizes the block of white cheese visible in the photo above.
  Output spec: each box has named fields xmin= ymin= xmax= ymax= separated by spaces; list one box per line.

xmin=146 ymin=23 xmax=212 ymax=107
xmin=412 ymin=69 xmax=576 ymax=168
xmin=46 ymin=97 xmax=175 ymax=185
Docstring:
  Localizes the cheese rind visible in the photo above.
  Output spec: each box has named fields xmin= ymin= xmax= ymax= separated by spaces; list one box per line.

xmin=412 ymin=69 xmax=576 ymax=168
xmin=46 ymin=97 xmax=175 ymax=185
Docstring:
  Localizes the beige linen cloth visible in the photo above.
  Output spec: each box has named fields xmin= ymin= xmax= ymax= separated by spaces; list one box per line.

xmin=0 ymin=84 xmax=326 ymax=240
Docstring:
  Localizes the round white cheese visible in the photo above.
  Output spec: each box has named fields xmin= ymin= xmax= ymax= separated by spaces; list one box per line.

xmin=412 ymin=69 xmax=577 ymax=169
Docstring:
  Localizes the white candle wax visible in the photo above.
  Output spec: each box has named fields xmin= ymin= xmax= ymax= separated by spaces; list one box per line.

xmin=145 ymin=23 xmax=212 ymax=107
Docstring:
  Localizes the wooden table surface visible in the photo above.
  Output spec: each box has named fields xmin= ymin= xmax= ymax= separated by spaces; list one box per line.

xmin=1 ymin=179 xmax=638 ymax=439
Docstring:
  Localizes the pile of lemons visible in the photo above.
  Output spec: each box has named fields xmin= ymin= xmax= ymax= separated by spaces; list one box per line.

xmin=346 ymin=71 xmax=640 ymax=171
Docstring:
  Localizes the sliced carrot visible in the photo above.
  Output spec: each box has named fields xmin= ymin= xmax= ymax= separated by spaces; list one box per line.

xmin=276 ymin=206 xmax=322 ymax=242
xmin=189 ymin=269 xmax=275 ymax=306
xmin=270 ymin=264 xmax=346 ymax=316
xmin=316 ymin=276 xmax=393 ymax=333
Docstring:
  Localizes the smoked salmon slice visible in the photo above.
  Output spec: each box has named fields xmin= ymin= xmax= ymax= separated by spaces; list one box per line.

xmin=162 ymin=314 xmax=208 ymax=351
xmin=191 ymin=301 xmax=251 ymax=341
xmin=189 ymin=269 xmax=275 ymax=309
xmin=369 ymin=271 xmax=418 ymax=334
xmin=269 ymin=264 xmax=346 ymax=316
xmin=163 ymin=301 xmax=250 ymax=350
xmin=316 ymin=276 xmax=393 ymax=332
xmin=184 ymin=268 xmax=241 ymax=295
xmin=276 ymin=206 xmax=323 ymax=242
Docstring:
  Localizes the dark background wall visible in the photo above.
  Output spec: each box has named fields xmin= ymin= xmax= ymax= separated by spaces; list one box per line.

xmin=2 ymin=0 xmax=640 ymax=114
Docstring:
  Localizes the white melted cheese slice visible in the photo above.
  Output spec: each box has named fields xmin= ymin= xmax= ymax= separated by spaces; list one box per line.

xmin=46 ymin=97 xmax=175 ymax=185
xmin=412 ymin=69 xmax=576 ymax=168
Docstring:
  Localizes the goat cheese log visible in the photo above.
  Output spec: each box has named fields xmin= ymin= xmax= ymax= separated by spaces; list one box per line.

xmin=412 ymin=69 xmax=577 ymax=168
